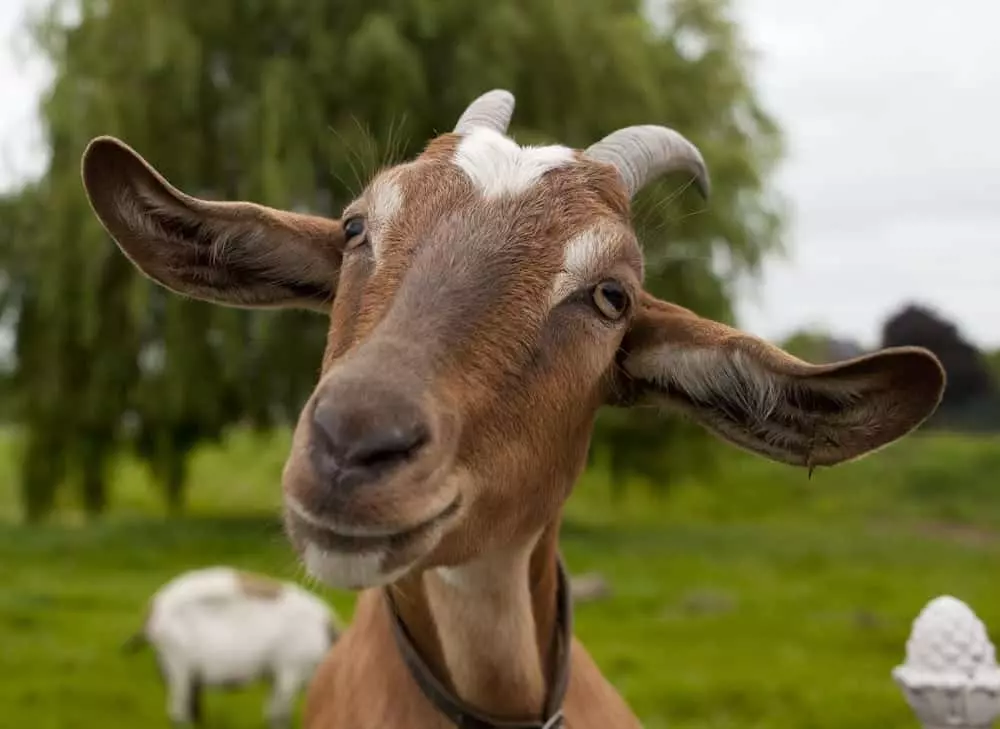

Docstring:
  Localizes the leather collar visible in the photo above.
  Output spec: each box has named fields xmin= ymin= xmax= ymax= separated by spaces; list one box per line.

xmin=386 ymin=556 xmax=573 ymax=729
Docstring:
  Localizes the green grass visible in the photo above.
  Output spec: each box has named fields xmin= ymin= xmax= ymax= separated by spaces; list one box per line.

xmin=2 ymin=427 xmax=1000 ymax=728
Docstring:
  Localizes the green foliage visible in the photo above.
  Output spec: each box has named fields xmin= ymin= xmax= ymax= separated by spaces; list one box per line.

xmin=3 ymin=429 xmax=1000 ymax=727
xmin=0 ymin=0 xmax=783 ymax=518
xmin=985 ymin=349 xmax=1000 ymax=387
xmin=780 ymin=328 xmax=833 ymax=362
xmin=589 ymin=408 xmax=720 ymax=499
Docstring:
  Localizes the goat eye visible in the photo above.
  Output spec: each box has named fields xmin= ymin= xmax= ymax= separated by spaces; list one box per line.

xmin=592 ymin=280 xmax=629 ymax=320
xmin=342 ymin=216 xmax=368 ymax=247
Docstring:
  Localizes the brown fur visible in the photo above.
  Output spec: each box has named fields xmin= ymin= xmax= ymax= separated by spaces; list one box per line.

xmin=305 ymin=598 xmax=641 ymax=728
xmin=81 ymin=102 xmax=946 ymax=728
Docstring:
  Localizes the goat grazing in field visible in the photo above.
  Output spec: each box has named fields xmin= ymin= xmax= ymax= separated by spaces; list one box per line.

xmin=83 ymin=90 xmax=946 ymax=728
xmin=124 ymin=566 xmax=340 ymax=728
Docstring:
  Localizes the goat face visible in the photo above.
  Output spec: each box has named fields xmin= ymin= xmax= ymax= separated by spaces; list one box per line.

xmin=81 ymin=91 xmax=946 ymax=590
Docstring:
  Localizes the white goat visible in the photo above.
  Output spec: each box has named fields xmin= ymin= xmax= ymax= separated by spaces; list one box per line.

xmin=124 ymin=566 xmax=340 ymax=728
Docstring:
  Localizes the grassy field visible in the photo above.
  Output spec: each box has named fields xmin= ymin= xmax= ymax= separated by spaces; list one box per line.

xmin=2 ymin=427 xmax=1000 ymax=728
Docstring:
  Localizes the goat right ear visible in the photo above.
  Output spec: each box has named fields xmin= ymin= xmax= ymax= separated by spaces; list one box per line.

xmin=616 ymin=293 xmax=946 ymax=468
xmin=81 ymin=136 xmax=343 ymax=312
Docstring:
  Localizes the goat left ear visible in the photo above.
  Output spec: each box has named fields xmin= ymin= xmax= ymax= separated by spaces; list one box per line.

xmin=81 ymin=136 xmax=343 ymax=312
xmin=615 ymin=292 xmax=946 ymax=468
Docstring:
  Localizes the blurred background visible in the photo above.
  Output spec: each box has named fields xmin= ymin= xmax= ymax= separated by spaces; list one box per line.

xmin=0 ymin=0 xmax=997 ymax=727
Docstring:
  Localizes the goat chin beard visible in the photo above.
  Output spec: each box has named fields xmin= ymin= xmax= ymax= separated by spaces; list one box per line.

xmin=286 ymin=501 xmax=461 ymax=589
xmin=302 ymin=542 xmax=420 ymax=590
xmin=290 ymin=469 xmax=474 ymax=590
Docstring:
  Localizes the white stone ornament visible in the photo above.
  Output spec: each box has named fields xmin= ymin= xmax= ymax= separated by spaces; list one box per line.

xmin=894 ymin=596 xmax=1000 ymax=728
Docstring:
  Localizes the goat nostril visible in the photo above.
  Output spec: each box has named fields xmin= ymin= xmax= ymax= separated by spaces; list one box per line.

xmin=345 ymin=423 xmax=430 ymax=469
xmin=310 ymin=396 xmax=431 ymax=483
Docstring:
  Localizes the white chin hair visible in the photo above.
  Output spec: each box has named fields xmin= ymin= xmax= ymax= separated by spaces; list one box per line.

xmin=303 ymin=543 xmax=405 ymax=589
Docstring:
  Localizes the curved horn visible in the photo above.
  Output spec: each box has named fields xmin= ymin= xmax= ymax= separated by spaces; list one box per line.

xmin=585 ymin=125 xmax=710 ymax=199
xmin=454 ymin=89 xmax=515 ymax=135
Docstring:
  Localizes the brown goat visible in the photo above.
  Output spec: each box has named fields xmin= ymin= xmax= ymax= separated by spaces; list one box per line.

xmin=81 ymin=90 xmax=945 ymax=728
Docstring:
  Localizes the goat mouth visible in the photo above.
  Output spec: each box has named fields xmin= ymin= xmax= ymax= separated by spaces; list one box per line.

xmin=284 ymin=496 xmax=461 ymax=555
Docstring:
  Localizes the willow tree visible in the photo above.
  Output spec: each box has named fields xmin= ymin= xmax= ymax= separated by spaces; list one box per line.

xmin=1 ymin=0 xmax=783 ymax=519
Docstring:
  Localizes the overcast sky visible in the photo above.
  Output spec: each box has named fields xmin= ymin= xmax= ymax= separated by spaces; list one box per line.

xmin=1 ymin=0 xmax=997 ymax=348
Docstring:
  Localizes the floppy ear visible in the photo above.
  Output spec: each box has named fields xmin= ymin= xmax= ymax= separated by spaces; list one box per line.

xmin=616 ymin=292 xmax=946 ymax=468
xmin=81 ymin=136 xmax=343 ymax=312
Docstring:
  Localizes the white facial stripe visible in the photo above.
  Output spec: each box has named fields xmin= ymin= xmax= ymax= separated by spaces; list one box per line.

xmin=366 ymin=173 xmax=404 ymax=257
xmin=549 ymin=223 xmax=624 ymax=308
xmin=453 ymin=127 xmax=575 ymax=198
